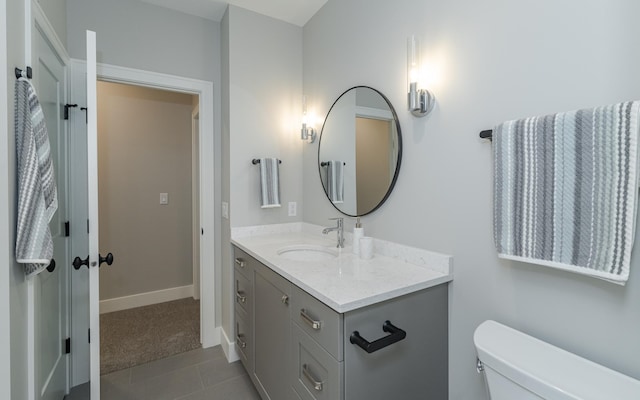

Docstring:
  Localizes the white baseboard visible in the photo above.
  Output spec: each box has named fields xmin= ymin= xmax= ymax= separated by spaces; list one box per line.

xmin=221 ymin=327 xmax=240 ymax=363
xmin=100 ymin=285 xmax=194 ymax=314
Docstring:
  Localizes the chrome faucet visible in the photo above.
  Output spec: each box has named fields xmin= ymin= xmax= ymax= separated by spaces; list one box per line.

xmin=322 ymin=217 xmax=344 ymax=248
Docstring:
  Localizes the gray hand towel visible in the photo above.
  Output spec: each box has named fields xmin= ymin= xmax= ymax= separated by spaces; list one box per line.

xmin=15 ymin=78 xmax=58 ymax=277
xmin=327 ymin=161 xmax=344 ymax=204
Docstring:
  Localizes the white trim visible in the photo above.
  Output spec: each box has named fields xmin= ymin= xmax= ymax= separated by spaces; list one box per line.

xmin=31 ymin=1 xmax=69 ymax=63
xmin=192 ymin=108 xmax=201 ymax=301
xmin=220 ymin=328 xmax=240 ymax=363
xmin=355 ymin=105 xmax=393 ymax=121
xmin=99 ymin=285 xmax=195 ymax=314
xmin=94 ymin=62 xmax=218 ymax=348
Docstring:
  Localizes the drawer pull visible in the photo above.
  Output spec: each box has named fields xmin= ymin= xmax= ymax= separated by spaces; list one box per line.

xmin=300 ymin=309 xmax=321 ymax=330
xmin=235 ymin=258 xmax=246 ymax=268
xmin=236 ymin=334 xmax=247 ymax=349
xmin=302 ymin=364 xmax=323 ymax=392
xmin=281 ymin=294 xmax=289 ymax=305
xmin=236 ymin=291 xmax=247 ymax=304
xmin=350 ymin=320 xmax=406 ymax=354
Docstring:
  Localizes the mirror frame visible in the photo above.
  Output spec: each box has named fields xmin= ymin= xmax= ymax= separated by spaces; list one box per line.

xmin=317 ymin=86 xmax=403 ymax=217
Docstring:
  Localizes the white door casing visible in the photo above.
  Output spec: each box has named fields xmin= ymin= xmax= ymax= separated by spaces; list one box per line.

xmin=68 ymin=57 xmax=219 ymax=389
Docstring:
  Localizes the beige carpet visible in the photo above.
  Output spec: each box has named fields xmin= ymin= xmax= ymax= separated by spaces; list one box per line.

xmin=100 ymin=298 xmax=200 ymax=375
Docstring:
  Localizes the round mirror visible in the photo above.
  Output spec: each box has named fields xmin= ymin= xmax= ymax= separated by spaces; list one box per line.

xmin=318 ymin=86 xmax=402 ymax=217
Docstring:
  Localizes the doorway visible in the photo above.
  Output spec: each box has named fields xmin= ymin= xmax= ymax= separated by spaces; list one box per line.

xmin=68 ymin=61 xmax=218 ymax=391
xmin=96 ymin=81 xmax=200 ymax=374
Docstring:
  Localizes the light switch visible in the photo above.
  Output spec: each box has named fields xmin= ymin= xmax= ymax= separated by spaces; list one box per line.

xmin=160 ymin=193 xmax=169 ymax=205
xmin=288 ymin=202 xmax=297 ymax=217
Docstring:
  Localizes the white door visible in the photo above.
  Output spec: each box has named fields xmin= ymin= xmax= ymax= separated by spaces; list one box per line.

xmin=68 ymin=30 xmax=104 ymax=399
xmin=33 ymin=25 xmax=69 ymax=400
xmin=86 ymin=30 xmax=103 ymax=400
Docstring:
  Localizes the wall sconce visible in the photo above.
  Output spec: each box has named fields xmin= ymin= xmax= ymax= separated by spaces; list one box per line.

xmin=407 ymin=35 xmax=435 ymax=117
xmin=301 ymin=95 xmax=316 ymax=143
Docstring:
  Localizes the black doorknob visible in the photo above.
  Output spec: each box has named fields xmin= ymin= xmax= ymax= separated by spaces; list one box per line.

xmin=99 ymin=253 xmax=114 ymax=267
xmin=46 ymin=259 xmax=56 ymax=273
xmin=72 ymin=255 xmax=89 ymax=270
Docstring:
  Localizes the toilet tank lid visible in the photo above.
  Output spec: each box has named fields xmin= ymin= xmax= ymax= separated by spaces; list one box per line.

xmin=474 ymin=320 xmax=640 ymax=400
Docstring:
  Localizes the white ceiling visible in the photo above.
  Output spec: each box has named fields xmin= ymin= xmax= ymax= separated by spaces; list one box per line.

xmin=137 ymin=0 xmax=328 ymax=26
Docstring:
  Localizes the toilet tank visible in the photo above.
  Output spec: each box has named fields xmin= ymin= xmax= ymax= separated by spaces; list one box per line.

xmin=473 ymin=320 xmax=640 ymax=400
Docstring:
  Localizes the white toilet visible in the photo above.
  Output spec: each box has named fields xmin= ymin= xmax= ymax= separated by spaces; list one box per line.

xmin=474 ymin=320 xmax=640 ymax=400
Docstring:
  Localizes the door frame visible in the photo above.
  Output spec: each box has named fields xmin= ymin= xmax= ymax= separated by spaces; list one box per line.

xmin=68 ymin=61 xmax=219 ymax=386
xmin=192 ymin=108 xmax=201 ymax=301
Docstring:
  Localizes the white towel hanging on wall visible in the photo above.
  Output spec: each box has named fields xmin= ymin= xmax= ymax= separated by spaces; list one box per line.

xmin=257 ymin=157 xmax=281 ymax=208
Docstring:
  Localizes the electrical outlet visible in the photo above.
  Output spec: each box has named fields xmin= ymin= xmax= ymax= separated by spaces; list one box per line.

xmin=288 ymin=202 xmax=297 ymax=217
xmin=159 ymin=193 xmax=169 ymax=205
xmin=222 ymin=202 xmax=229 ymax=219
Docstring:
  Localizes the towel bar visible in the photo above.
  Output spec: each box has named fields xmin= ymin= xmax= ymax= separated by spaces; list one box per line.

xmin=479 ymin=129 xmax=493 ymax=140
xmin=252 ymin=158 xmax=281 ymax=165
xmin=320 ymin=161 xmax=346 ymax=166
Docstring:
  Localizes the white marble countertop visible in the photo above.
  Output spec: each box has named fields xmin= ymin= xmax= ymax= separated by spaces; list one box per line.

xmin=231 ymin=223 xmax=453 ymax=313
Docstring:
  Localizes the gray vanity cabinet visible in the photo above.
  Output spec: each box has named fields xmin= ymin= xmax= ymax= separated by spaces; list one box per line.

xmin=233 ymin=246 xmax=449 ymax=400
xmin=253 ymin=261 xmax=292 ymax=400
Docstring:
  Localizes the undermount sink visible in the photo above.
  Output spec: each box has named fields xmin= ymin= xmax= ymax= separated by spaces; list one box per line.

xmin=277 ymin=244 xmax=339 ymax=261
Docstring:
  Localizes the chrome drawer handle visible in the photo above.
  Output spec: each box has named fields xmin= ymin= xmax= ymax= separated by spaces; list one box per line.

xmin=300 ymin=309 xmax=321 ymax=330
xmin=236 ymin=334 xmax=247 ymax=349
xmin=281 ymin=294 xmax=289 ymax=305
xmin=236 ymin=291 xmax=247 ymax=304
xmin=302 ymin=364 xmax=323 ymax=392
xmin=235 ymin=258 xmax=246 ymax=268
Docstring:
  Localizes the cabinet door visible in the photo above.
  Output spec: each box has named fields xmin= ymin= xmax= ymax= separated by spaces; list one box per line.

xmin=254 ymin=264 xmax=291 ymax=400
xmin=344 ymin=284 xmax=448 ymax=400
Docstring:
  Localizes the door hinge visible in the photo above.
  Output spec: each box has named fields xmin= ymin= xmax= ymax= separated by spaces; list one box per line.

xmin=88 ymin=329 xmax=91 ymax=343
xmin=65 ymin=338 xmax=71 ymax=354
xmin=87 ymin=219 xmax=90 ymax=234
xmin=64 ymin=221 xmax=70 ymax=237
xmin=63 ymin=103 xmax=78 ymax=120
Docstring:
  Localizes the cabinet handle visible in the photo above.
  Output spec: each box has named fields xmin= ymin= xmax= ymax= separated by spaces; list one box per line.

xmin=281 ymin=294 xmax=289 ymax=305
xmin=350 ymin=320 xmax=406 ymax=354
xmin=300 ymin=309 xmax=321 ymax=330
xmin=235 ymin=258 xmax=246 ymax=268
xmin=302 ymin=364 xmax=323 ymax=392
xmin=236 ymin=334 xmax=247 ymax=349
xmin=236 ymin=291 xmax=247 ymax=304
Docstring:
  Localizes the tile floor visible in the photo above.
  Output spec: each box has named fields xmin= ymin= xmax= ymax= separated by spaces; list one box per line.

xmin=65 ymin=346 xmax=261 ymax=400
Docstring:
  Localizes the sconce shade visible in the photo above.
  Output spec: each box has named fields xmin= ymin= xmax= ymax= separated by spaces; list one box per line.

xmin=407 ymin=35 xmax=435 ymax=117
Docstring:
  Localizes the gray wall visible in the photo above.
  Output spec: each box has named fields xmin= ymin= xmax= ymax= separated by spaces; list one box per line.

xmin=97 ymin=82 xmax=195 ymax=300
xmin=303 ymin=0 xmax=640 ymax=399
xmin=4 ymin=0 xmax=28 ymax=397
xmin=221 ymin=5 xmax=303 ymax=342
xmin=36 ymin=0 xmax=66 ymax=47
xmin=66 ymin=0 xmax=217 ymax=82
xmin=0 ymin=0 xmax=9 ymax=395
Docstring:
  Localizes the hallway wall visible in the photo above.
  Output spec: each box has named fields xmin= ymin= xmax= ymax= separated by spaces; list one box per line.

xmin=98 ymin=82 xmax=195 ymax=302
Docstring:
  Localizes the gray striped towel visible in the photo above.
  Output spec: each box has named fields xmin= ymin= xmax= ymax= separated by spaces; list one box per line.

xmin=494 ymin=101 xmax=640 ymax=284
xmin=327 ymin=161 xmax=344 ymax=204
xmin=15 ymin=78 xmax=58 ymax=277
xmin=259 ymin=158 xmax=281 ymax=208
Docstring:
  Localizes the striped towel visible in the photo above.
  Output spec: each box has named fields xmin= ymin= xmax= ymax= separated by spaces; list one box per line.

xmin=15 ymin=78 xmax=58 ymax=277
xmin=259 ymin=158 xmax=281 ymax=208
xmin=327 ymin=161 xmax=344 ymax=204
xmin=494 ymin=101 xmax=640 ymax=284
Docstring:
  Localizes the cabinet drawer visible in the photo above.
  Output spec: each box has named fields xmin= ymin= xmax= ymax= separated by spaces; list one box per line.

xmin=292 ymin=323 xmax=343 ymax=400
xmin=235 ymin=311 xmax=253 ymax=373
xmin=291 ymin=285 xmax=343 ymax=361
xmin=233 ymin=247 xmax=252 ymax=278
xmin=235 ymin=269 xmax=252 ymax=315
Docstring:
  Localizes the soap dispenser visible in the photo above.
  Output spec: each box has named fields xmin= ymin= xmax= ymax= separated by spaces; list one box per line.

xmin=352 ymin=217 xmax=364 ymax=255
